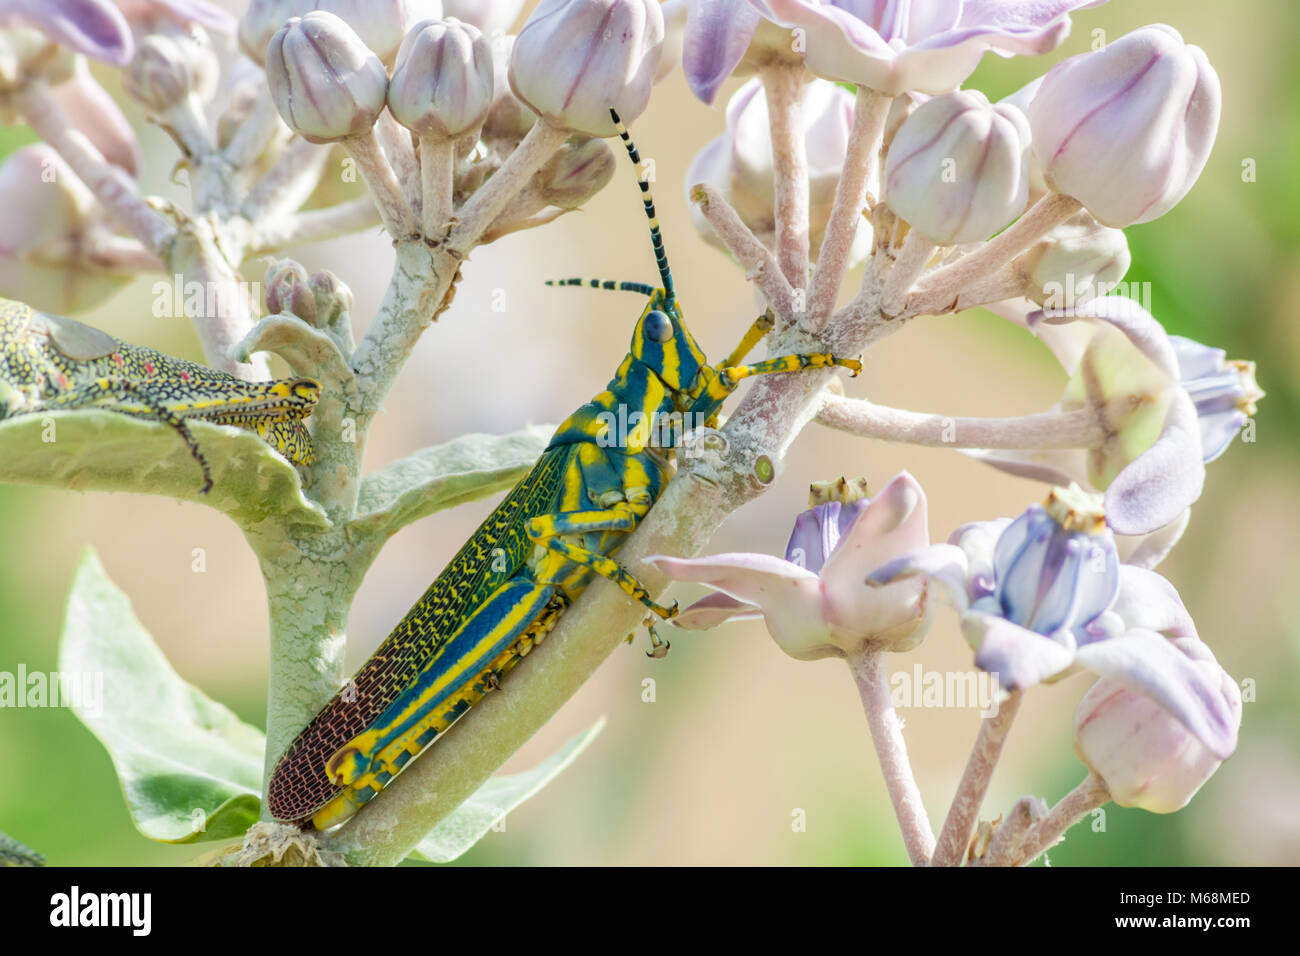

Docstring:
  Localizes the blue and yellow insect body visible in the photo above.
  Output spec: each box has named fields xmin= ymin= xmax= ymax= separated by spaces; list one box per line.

xmin=267 ymin=111 xmax=861 ymax=830
xmin=0 ymin=297 xmax=320 ymax=490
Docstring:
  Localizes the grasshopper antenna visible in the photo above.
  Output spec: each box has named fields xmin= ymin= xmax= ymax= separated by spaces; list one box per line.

xmin=609 ymin=107 xmax=676 ymax=310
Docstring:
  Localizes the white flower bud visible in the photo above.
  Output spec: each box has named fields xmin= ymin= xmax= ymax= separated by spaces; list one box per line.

xmin=1028 ymin=24 xmax=1221 ymax=227
xmin=388 ymin=18 xmax=493 ymax=140
xmin=1074 ymin=640 xmax=1241 ymax=813
xmin=442 ymin=0 xmax=524 ymax=35
xmin=533 ymin=135 xmax=615 ymax=209
xmin=509 ymin=0 xmax=663 ymax=137
xmin=125 ymin=30 xmax=211 ymax=113
xmin=884 ymin=90 xmax=1031 ymax=245
xmin=241 ymin=0 xmax=443 ymax=65
xmin=1017 ymin=211 xmax=1131 ymax=308
xmin=266 ymin=12 xmax=389 ymax=144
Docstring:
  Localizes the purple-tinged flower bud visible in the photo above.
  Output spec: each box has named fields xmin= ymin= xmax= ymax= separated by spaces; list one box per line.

xmin=884 ymin=90 xmax=1030 ymax=245
xmin=1017 ymin=210 xmax=1131 ymax=308
xmin=0 ymin=144 xmax=131 ymax=313
xmin=265 ymin=259 xmax=317 ymax=324
xmin=533 ymin=135 xmax=615 ymax=210
xmin=388 ymin=18 xmax=493 ymax=140
xmin=241 ymin=0 xmax=443 ymax=66
xmin=0 ymin=27 xmax=76 ymax=91
xmin=1169 ymin=336 xmax=1263 ymax=463
xmin=481 ymin=33 xmax=535 ymax=145
xmin=265 ymin=12 xmax=389 ymax=144
xmin=509 ymin=0 xmax=664 ymax=138
xmin=1028 ymin=25 xmax=1221 ymax=227
xmin=124 ymin=28 xmax=214 ymax=112
xmin=985 ymin=485 xmax=1117 ymax=639
xmin=309 ymin=269 xmax=354 ymax=328
xmin=1074 ymin=639 xmax=1241 ymax=813
xmin=688 ymin=78 xmax=865 ymax=264
xmin=442 ymin=0 xmax=524 ymax=35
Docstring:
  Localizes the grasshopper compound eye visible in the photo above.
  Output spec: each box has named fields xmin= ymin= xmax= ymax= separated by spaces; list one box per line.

xmin=644 ymin=310 xmax=674 ymax=343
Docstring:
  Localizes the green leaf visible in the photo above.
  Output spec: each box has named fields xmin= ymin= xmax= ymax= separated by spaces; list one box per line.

xmin=0 ymin=831 xmax=46 ymax=866
xmin=57 ymin=549 xmax=266 ymax=844
xmin=353 ymin=424 xmax=553 ymax=536
xmin=407 ymin=718 xmax=605 ymax=864
xmin=0 ymin=411 xmax=328 ymax=530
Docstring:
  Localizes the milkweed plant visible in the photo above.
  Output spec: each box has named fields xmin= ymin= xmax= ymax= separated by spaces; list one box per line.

xmin=0 ymin=0 xmax=1262 ymax=867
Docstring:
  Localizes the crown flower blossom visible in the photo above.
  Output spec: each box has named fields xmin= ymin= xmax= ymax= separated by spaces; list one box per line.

xmin=1027 ymin=24 xmax=1220 ymax=227
xmin=0 ymin=0 xmax=132 ymax=65
xmin=509 ymin=0 xmax=664 ymax=137
xmin=871 ymin=487 xmax=1238 ymax=759
xmin=647 ymin=473 xmax=934 ymax=660
xmin=745 ymin=0 xmax=1107 ymax=96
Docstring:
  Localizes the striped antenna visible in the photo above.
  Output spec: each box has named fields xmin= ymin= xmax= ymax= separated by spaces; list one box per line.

xmin=545 ymin=278 xmax=657 ymax=297
xmin=609 ymin=108 xmax=675 ymax=309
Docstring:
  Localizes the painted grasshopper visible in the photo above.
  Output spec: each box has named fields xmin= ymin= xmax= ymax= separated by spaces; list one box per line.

xmin=0 ymin=298 xmax=320 ymax=491
xmin=267 ymin=112 xmax=861 ymax=830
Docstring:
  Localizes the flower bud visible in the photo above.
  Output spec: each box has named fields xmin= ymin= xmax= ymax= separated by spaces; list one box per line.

xmin=266 ymin=12 xmax=388 ymax=144
xmin=884 ymin=90 xmax=1030 ymax=245
xmin=125 ymin=28 xmax=214 ymax=112
xmin=1028 ymin=25 xmax=1220 ymax=227
xmin=1169 ymin=336 xmax=1264 ymax=463
xmin=241 ymin=0 xmax=443 ymax=65
xmin=0 ymin=145 xmax=131 ymax=313
xmin=442 ymin=0 xmax=524 ymax=35
xmin=265 ymin=259 xmax=317 ymax=324
xmin=388 ymin=18 xmax=493 ymax=140
xmin=0 ymin=27 xmax=76 ymax=92
xmin=1017 ymin=210 xmax=1131 ymax=309
xmin=688 ymin=78 xmax=867 ymax=265
xmin=1074 ymin=639 xmax=1241 ymax=813
xmin=309 ymin=269 xmax=354 ymax=328
xmin=481 ymin=33 xmax=534 ymax=145
xmin=533 ymin=135 xmax=615 ymax=209
xmin=510 ymin=0 xmax=664 ymax=137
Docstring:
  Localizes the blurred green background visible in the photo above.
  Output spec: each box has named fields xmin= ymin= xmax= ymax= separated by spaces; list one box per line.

xmin=0 ymin=1 xmax=1295 ymax=865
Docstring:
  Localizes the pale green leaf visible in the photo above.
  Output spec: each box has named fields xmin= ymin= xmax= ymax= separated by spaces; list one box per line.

xmin=0 ymin=831 xmax=46 ymax=866
xmin=407 ymin=717 xmax=605 ymax=864
xmin=0 ymin=411 xmax=327 ymax=529
xmin=57 ymin=549 xmax=266 ymax=844
xmin=353 ymin=424 xmax=553 ymax=536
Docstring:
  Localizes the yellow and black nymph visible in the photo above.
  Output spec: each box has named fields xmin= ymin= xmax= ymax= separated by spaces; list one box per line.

xmin=266 ymin=111 xmax=860 ymax=830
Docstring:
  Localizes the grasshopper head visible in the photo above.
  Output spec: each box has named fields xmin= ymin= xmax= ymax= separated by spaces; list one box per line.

xmin=630 ymin=289 xmax=708 ymax=394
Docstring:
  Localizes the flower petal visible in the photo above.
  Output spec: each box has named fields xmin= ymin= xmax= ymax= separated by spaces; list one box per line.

xmin=646 ymin=553 xmax=836 ymax=659
xmin=1115 ymin=509 xmax=1189 ymax=570
xmin=1111 ymin=566 xmax=1197 ymax=639
xmin=4 ymin=0 xmax=133 ymax=65
xmin=683 ymin=0 xmax=761 ymax=104
xmin=822 ymin=471 xmax=929 ymax=592
xmin=1076 ymin=629 xmax=1238 ymax=758
xmin=868 ymin=542 xmax=970 ymax=611
xmin=963 ymin=612 xmax=1075 ymax=689
xmin=1104 ymin=388 xmax=1205 ymax=534
xmin=673 ymin=590 xmax=762 ymax=630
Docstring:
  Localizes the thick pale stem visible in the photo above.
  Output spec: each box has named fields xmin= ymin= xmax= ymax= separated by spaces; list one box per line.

xmin=448 ymin=120 xmax=568 ymax=253
xmin=691 ymin=183 xmax=795 ymax=317
xmin=881 ymin=231 xmax=937 ymax=315
xmin=975 ymin=794 xmax=1048 ymax=867
xmin=808 ymin=89 xmax=890 ymax=325
xmin=222 ymin=90 xmax=286 ymax=172
xmin=241 ymin=137 xmax=330 ymax=222
xmin=907 ymin=194 xmax=1082 ymax=316
xmin=1013 ymin=772 xmax=1111 ymax=866
xmin=83 ymin=233 xmax=165 ymax=273
xmin=342 ymin=131 xmax=419 ymax=240
xmin=850 ymin=650 xmax=936 ymax=865
xmin=378 ymin=111 xmax=423 ymax=220
xmin=250 ymin=197 xmax=383 ymax=253
xmin=761 ymin=63 xmax=809 ymax=289
xmin=931 ymin=690 xmax=1022 ymax=866
xmin=817 ymin=396 xmax=1105 ymax=449
xmin=12 ymin=81 xmax=176 ymax=252
xmin=419 ymin=134 xmax=455 ymax=240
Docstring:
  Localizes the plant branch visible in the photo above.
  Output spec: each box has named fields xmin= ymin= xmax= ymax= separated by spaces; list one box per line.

xmin=341 ymin=130 xmax=419 ymax=240
xmin=250 ymin=197 xmax=384 ymax=253
xmin=419 ymin=134 xmax=455 ymax=241
xmin=761 ymin=62 xmax=809 ymax=289
xmin=849 ymin=650 xmax=936 ymax=865
xmin=690 ymin=183 xmax=795 ymax=317
xmin=1012 ymin=772 xmax=1111 ymax=866
xmin=816 ymin=396 xmax=1105 ymax=449
xmin=931 ymin=690 xmax=1022 ymax=866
